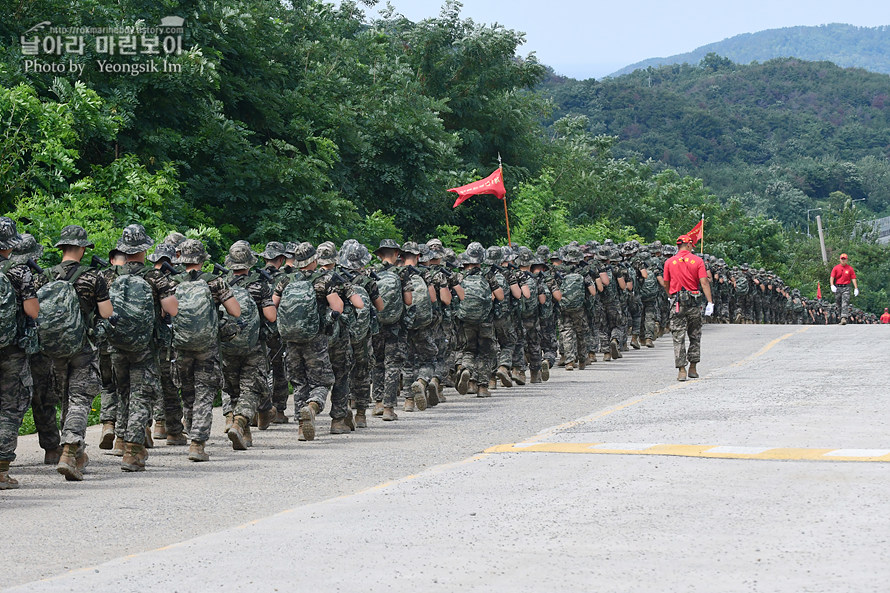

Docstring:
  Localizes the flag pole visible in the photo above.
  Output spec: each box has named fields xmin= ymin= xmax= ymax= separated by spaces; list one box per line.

xmin=700 ymin=213 xmax=704 ymax=255
xmin=498 ymin=153 xmax=512 ymax=245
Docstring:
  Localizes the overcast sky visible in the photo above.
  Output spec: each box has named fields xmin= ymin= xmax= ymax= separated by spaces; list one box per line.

xmin=358 ymin=0 xmax=889 ymax=79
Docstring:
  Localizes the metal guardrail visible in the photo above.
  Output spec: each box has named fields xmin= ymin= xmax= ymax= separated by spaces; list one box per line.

xmin=872 ymin=215 xmax=890 ymax=244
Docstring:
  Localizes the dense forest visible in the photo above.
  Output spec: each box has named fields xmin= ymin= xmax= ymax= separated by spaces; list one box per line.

xmin=610 ymin=24 xmax=890 ymax=77
xmin=1 ymin=1 xmax=889 ymax=312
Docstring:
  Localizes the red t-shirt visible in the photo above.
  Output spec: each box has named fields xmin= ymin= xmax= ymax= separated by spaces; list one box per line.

xmin=881 ymin=312 xmax=890 ymax=324
xmin=663 ymin=250 xmax=707 ymax=295
xmin=830 ymin=264 xmax=856 ymax=285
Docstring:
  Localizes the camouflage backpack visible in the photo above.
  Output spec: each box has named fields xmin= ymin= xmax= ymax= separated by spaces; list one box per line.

xmin=346 ymin=284 xmax=372 ymax=344
xmin=277 ymin=271 xmax=322 ymax=343
xmin=560 ymin=272 xmax=586 ymax=312
xmin=405 ymin=273 xmax=433 ymax=330
xmin=173 ymin=272 xmax=219 ymax=351
xmin=36 ymin=264 xmax=88 ymax=358
xmin=457 ymin=272 xmax=492 ymax=323
xmin=0 ymin=260 xmax=18 ymax=349
xmin=537 ymin=277 xmax=554 ymax=320
xmin=640 ymin=270 xmax=660 ymax=300
xmin=375 ymin=269 xmax=404 ymax=326
xmin=734 ymin=273 xmax=750 ymax=295
xmin=107 ymin=268 xmax=155 ymax=352
xmin=519 ymin=274 xmax=538 ymax=319
xmin=220 ymin=274 xmax=260 ymax=356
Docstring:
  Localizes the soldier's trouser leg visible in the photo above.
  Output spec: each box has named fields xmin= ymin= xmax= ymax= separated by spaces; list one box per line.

xmin=669 ymin=301 xmax=703 ymax=368
xmin=373 ymin=326 xmax=405 ymax=408
xmin=835 ymin=285 xmax=851 ymax=320
xmin=522 ymin=318 xmax=542 ymax=371
xmin=112 ymin=349 xmax=156 ymax=445
xmin=176 ymin=347 xmax=221 ymax=444
xmin=511 ymin=315 xmax=526 ymax=370
xmin=631 ymin=296 xmax=642 ymax=335
xmin=493 ymin=316 xmax=515 ymax=370
xmin=159 ymin=352 xmax=184 ymax=436
xmin=429 ymin=321 xmax=447 ymax=380
xmin=463 ymin=323 xmax=496 ymax=384
xmin=328 ymin=337 xmax=353 ymax=420
xmin=56 ymin=344 xmax=102 ymax=447
xmin=0 ymin=346 xmax=33 ymax=462
xmin=642 ymin=300 xmax=657 ymax=340
xmin=29 ymin=353 xmax=60 ymax=452
xmin=541 ymin=316 xmax=557 ymax=367
xmin=223 ymin=350 xmax=266 ymax=421
xmin=98 ymin=346 xmax=117 ymax=424
xmin=265 ymin=334 xmax=288 ymax=413
xmin=287 ymin=333 xmax=334 ymax=414
xmin=559 ymin=311 xmax=587 ymax=364
xmin=350 ymin=339 xmax=372 ymax=411
xmin=401 ymin=328 xmax=436 ymax=400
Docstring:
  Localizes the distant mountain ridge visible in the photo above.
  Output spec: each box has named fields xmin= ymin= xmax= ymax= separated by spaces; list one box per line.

xmin=609 ymin=23 xmax=890 ymax=78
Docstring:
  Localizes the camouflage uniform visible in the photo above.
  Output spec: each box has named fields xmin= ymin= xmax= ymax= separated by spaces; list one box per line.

xmin=273 ymin=244 xmax=336 ymax=419
xmin=110 ymin=227 xmax=175 ymax=448
xmin=0 ymin=219 xmax=37 ymax=477
xmin=400 ymin=242 xmax=440 ymax=405
xmin=258 ymin=242 xmax=294 ymax=418
xmin=339 ymin=241 xmax=379 ymax=413
xmin=553 ymin=247 xmax=595 ymax=366
xmin=221 ymin=242 xmax=273 ymax=425
xmin=317 ymin=241 xmax=357 ymax=423
xmin=371 ymin=247 xmax=408 ymax=411
xmin=174 ymin=240 xmax=234 ymax=447
xmin=458 ymin=244 xmax=501 ymax=388
xmin=147 ymin=242 xmax=184 ymax=437
xmin=596 ymin=247 xmax=626 ymax=355
xmin=483 ymin=247 xmax=516 ymax=374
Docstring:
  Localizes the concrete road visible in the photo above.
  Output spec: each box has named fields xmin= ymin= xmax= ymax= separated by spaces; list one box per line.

xmin=3 ymin=325 xmax=888 ymax=592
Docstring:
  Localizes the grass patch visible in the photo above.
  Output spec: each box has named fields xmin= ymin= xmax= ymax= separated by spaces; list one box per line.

xmin=19 ymin=395 xmax=102 ymax=436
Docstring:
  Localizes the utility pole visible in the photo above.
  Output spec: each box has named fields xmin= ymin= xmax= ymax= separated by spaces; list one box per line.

xmin=816 ymin=214 xmax=828 ymax=264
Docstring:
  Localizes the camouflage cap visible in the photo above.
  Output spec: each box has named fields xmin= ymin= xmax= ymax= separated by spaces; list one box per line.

xmin=426 ymin=238 xmax=443 ymax=249
xmin=418 ymin=243 xmax=432 ymax=263
xmin=464 ymin=242 xmax=485 ymax=265
xmin=399 ymin=241 xmax=422 ymax=256
xmin=259 ymin=241 xmax=288 ymax=261
xmin=11 ymin=233 xmax=43 ymax=265
xmin=176 ymin=238 xmax=209 ymax=264
xmin=283 ymin=242 xmax=298 ymax=259
xmin=502 ymin=245 xmax=517 ymax=262
xmin=316 ymin=241 xmax=338 ymax=266
xmin=717 ymin=258 xmax=726 ymax=266
xmin=116 ymin=224 xmax=155 ymax=255
xmin=225 ymin=240 xmax=258 ymax=271
xmin=562 ymin=245 xmax=584 ymax=263
xmin=515 ymin=246 xmax=535 ymax=267
xmin=374 ymin=238 xmax=400 ymax=254
xmin=444 ymin=248 xmax=458 ymax=267
xmin=55 ymin=225 xmax=95 ymax=249
xmin=662 ymin=245 xmax=677 ymax=256
xmin=638 ymin=249 xmax=651 ymax=260
xmin=536 ymin=245 xmax=550 ymax=259
xmin=484 ymin=245 xmax=503 ymax=265
xmin=293 ymin=242 xmax=317 ymax=267
xmin=0 ymin=217 xmax=22 ymax=250
xmin=148 ymin=243 xmax=177 ymax=263
xmin=162 ymin=231 xmax=187 ymax=247
xmin=426 ymin=242 xmax=446 ymax=261
xmin=339 ymin=240 xmax=370 ymax=270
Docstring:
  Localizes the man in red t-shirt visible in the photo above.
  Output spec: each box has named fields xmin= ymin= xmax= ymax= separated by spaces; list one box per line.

xmin=829 ymin=253 xmax=859 ymax=325
xmin=661 ymin=235 xmax=713 ymax=381
xmin=881 ymin=308 xmax=890 ymax=324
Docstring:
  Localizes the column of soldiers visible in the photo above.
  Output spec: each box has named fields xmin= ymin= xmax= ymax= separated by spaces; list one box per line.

xmin=0 ymin=217 xmax=878 ymax=489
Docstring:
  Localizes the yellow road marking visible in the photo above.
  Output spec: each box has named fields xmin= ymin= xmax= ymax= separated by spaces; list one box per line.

xmin=485 ymin=442 xmax=890 ymax=462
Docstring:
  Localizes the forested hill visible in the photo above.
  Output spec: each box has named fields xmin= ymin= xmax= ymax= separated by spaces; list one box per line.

xmin=540 ymin=56 xmax=890 ymax=227
xmin=609 ymin=24 xmax=890 ymax=77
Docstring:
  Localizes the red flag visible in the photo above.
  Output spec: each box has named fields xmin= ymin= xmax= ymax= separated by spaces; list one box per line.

xmin=817 ymin=282 xmax=822 ymax=299
xmin=685 ymin=218 xmax=704 ymax=246
xmin=448 ymin=168 xmax=506 ymax=208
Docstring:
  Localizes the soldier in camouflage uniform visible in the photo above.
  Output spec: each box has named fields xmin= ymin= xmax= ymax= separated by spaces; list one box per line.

xmin=371 ymin=239 xmax=410 ymax=421
xmin=398 ymin=241 xmax=440 ymax=411
xmin=110 ymin=225 xmax=178 ymax=472
xmin=552 ymin=245 xmax=598 ymax=370
xmin=515 ymin=248 xmax=545 ymax=382
xmin=259 ymin=241 xmax=294 ymax=423
xmin=97 ymin=247 xmax=126 ymax=450
xmin=502 ymin=246 xmax=530 ymax=385
xmin=273 ymin=242 xmax=339 ymax=440
xmin=0 ymin=218 xmax=40 ymax=489
xmin=596 ymin=246 xmax=626 ymax=361
xmin=483 ymin=246 xmax=518 ymax=389
xmin=425 ymin=239 xmax=463 ymax=401
xmin=37 ymin=226 xmax=114 ymax=481
xmin=174 ymin=239 xmax=240 ymax=462
xmin=338 ymin=240 xmax=382 ymax=427
xmin=317 ymin=241 xmax=365 ymax=433
xmin=147 ymin=242 xmax=186 ymax=446
xmin=13 ymin=236 xmax=63 ymax=465
xmin=455 ymin=242 xmax=504 ymax=398
xmin=221 ymin=241 xmax=276 ymax=450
